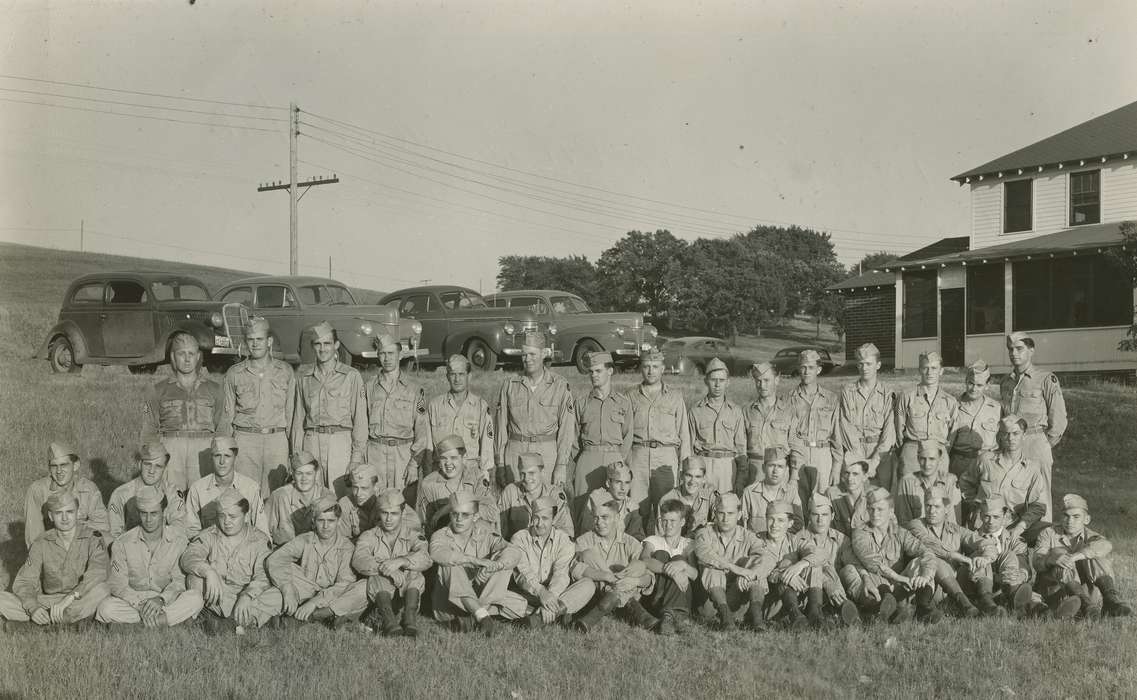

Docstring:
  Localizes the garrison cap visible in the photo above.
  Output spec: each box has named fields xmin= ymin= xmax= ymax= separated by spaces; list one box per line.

xmin=216 ymin=487 xmax=246 ymax=510
xmin=854 ymin=343 xmax=880 ymax=361
xmin=349 ymin=463 xmax=378 ymax=484
xmin=924 ymin=486 xmax=950 ymax=506
xmin=966 ymin=359 xmax=991 ymax=383
xmin=589 ymin=488 xmax=616 ymax=512
xmin=917 ymin=440 xmax=943 ymax=458
xmin=680 ymin=460 xmax=706 ymax=475
xmin=705 ymin=357 xmax=729 ymax=376
xmin=170 ymin=332 xmax=200 ymax=351
xmin=1006 ymin=331 xmax=1032 ymax=345
xmin=764 ymin=446 xmax=788 ymax=464
xmin=999 ymin=414 xmax=1027 ymax=433
xmin=714 ymin=492 xmax=741 ymax=512
xmin=799 ymin=349 xmax=821 ymax=366
xmin=308 ymin=494 xmax=340 ymax=518
xmin=211 ymin=436 xmax=238 ymax=455
xmin=48 ymin=442 xmax=78 ymax=462
xmin=448 ymin=490 xmax=478 ymax=512
xmin=919 ymin=350 xmax=943 ymax=365
xmin=521 ymin=332 xmax=546 ymax=350
xmin=588 ymin=351 xmax=614 ymax=369
xmin=530 ymin=496 xmax=558 ymax=514
xmin=865 ymin=487 xmax=892 ymax=506
xmin=1062 ymin=493 xmax=1090 ymax=514
xmin=809 ymin=494 xmax=833 ymax=513
xmin=291 ymin=450 xmax=318 ymax=472
xmin=518 ymin=452 xmax=545 ymax=470
xmin=767 ymin=500 xmax=795 ymax=517
xmin=435 ymin=434 xmax=466 ymax=455
xmin=842 ymin=451 xmax=870 ymax=470
xmin=310 ymin=321 xmax=335 ymax=341
xmin=376 ymin=488 xmax=405 ymax=509
xmin=980 ymin=496 xmax=1009 ymax=515
xmin=135 ymin=485 xmax=165 ymax=510
xmin=605 ymin=461 xmax=632 ymax=480
xmin=139 ymin=441 xmax=169 ymax=464
xmin=446 ymin=354 xmax=471 ymax=371
xmin=642 ymin=349 xmax=665 ymax=364
xmin=373 ymin=333 xmax=398 ymax=351
xmin=45 ymin=490 xmax=79 ymax=511
xmin=750 ymin=361 xmax=776 ymax=378
xmin=244 ymin=316 xmax=271 ymax=335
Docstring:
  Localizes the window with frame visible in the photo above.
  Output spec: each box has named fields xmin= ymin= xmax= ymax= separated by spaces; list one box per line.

xmin=1004 ymin=179 xmax=1032 ymax=232
xmin=1070 ymin=170 xmax=1100 ymax=226
xmin=966 ymin=264 xmax=1005 ymax=334
xmin=221 ymin=287 xmax=253 ymax=305
xmin=70 ymin=283 xmax=104 ymax=304
xmin=1012 ymin=255 xmax=1133 ymax=330
xmin=255 ymin=285 xmax=296 ymax=309
xmin=107 ymin=281 xmax=148 ymax=304
xmin=902 ymin=270 xmax=938 ymax=338
xmin=400 ymin=294 xmax=431 ymax=315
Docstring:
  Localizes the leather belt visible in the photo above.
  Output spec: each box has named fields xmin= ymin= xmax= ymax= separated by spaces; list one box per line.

xmin=633 ymin=440 xmax=676 ymax=449
xmin=1023 ymin=427 xmax=1045 ymax=435
xmin=802 ymin=440 xmax=828 ymax=448
xmin=371 ymin=436 xmax=413 ymax=446
xmin=234 ymin=426 xmax=286 ymax=435
xmin=582 ymin=444 xmax=624 ymax=452
xmin=695 ymin=448 xmax=736 ymax=459
xmin=161 ymin=430 xmax=213 ymax=438
xmin=310 ymin=426 xmax=351 ymax=434
xmin=509 ymin=433 xmax=555 ymax=444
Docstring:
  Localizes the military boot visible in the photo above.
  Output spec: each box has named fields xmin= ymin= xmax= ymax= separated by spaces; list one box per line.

xmin=1098 ymin=576 xmax=1134 ymax=618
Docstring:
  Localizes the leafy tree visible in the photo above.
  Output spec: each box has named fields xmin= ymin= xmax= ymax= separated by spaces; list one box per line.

xmin=743 ymin=225 xmax=844 ymax=319
xmin=849 ymin=251 xmax=901 ymax=278
xmin=672 ymin=236 xmax=785 ymax=340
xmin=1106 ymin=221 xmax=1137 ymax=351
xmin=496 ymin=255 xmax=596 ymax=297
xmin=592 ymin=230 xmax=687 ymax=328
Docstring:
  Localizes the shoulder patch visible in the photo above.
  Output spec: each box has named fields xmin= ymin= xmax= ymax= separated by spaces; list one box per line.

xmin=1047 ymin=374 xmax=1059 ymax=385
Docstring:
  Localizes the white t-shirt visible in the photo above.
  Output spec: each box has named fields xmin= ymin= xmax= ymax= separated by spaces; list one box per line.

xmin=643 ymin=534 xmax=692 ymax=558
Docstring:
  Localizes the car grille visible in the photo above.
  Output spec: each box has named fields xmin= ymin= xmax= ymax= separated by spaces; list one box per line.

xmin=222 ymin=303 xmax=250 ymax=349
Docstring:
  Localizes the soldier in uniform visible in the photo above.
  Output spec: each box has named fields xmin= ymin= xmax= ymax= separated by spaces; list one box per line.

xmin=694 ymin=493 xmax=769 ymax=631
xmin=653 ymin=460 xmax=717 ymax=536
xmin=24 ymin=442 xmax=109 ymax=549
xmin=353 ymin=488 xmax=433 ymax=637
xmin=828 ymin=453 xmax=872 ymax=537
xmin=221 ymin=316 xmax=295 ymax=495
xmin=894 ymin=441 xmax=961 ymax=529
xmin=96 ymin=486 xmax=203 ymax=627
xmin=836 ymin=343 xmax=897 ymax=492
xmin=185 ymin=437 xmax=267 ymax=537
xmin=1000 ymin=331 xmax=1067 ymax=520
xmin=571 ymin=351 xmax=633 ymax=522
xmin=787 ymin=349 xmax=841 ymax=505
xmin=741 ymin=361 xmax=793 ymax=493
xmin=740 ymin=446 xmax=803 ymax=535
xmin=429 ymin=491 xmax=524 ymax=636
xmin=291 ymin=321 xmax=368 ymax=498
xmin=894 ymin=351 xmax=958 ymax=486
xmin=426 ymin=355 xmax=495 ymax=484
xmin=266 ymin=450 xmax=333 ymax=545
xmin=947 ymin=360 xmax=1001 ymax=479
xmin=365 ymin=334 xmax=429 ymax=503
xmin=773 ymin=495 xmax=855 ymax=628
xmin=688 ymin=357 xmax=746 ymax=497
xmin=508 ymin=496 xmax=594 ymax=629
xmin=495 ymin=332 xmax=575 ymax=489
xmin=265 ymin=494 xmax=364 ymax=628
xmin=903 ymin=487 xmax=982 ymax=618
xmin=180 ymin=488 xmax=282 ymax=634
xmin=497 ymin=453 xmax=573 ymax=541
xmin=959 ymin=415 xmax=1048 ymax=545
xmin=966 ymin=496 xmax=1034 ymax=617
xmin=626 ymin=349 xmax=691 ymax=511
xmin=142 ymin=331 xmax=224 ymax=493
xmin=0 ymin=492 xmax=109 ymax=627
xmin=107 ymin=442 xmax=186 ymax=541
xmin=417 ymin=435 xmax=497 ymax=536
xmin=578 ymin=462 xmax=648 ymax=539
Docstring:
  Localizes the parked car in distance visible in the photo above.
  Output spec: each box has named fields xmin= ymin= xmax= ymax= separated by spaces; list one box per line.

xmin=377 ymin=285 xmax=560 ymax=371
xmin=213 ymin=276 xmax=426 ymax=366
xmin=37 ymin=272 xmax=248 ymax=374
xmin=660 ymin=336 xmax=752 ymax=376
xmin=483 ymin=289 xmax=658 ymax=373
xmin=769 ymin=346 xmax=837 ymax=376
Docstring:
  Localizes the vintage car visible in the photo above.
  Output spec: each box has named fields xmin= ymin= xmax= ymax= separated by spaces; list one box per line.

xmin=37 ymin=272 xmax=248 ymax=373
xmin=769 ymin=345 xmax=837 ymax=376
xmin=213 ymin=276 xmax=426 ymax=366
xmin=484 ymin=289 xmax=658 ymax=373
xmin=660 ymin=336 xmax=754 ymax=376
xmin=376 ymin=285 xmax=559 ymax=371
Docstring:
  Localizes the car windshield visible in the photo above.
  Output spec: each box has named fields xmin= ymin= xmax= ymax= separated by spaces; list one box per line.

xmin=439 ymin=290 xmax=487 ymax=310
xmin=151 ymin=280 xmax=209 ymax=301
xmin=662 ymin=340 xmax=686 ymax=350
xmin=297 ymin=284 xmax=357 ymax=306
xmin=550 ymin=296 xmax=591 ymax=314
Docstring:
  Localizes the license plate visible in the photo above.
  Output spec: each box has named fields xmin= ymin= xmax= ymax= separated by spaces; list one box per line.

xmin=214 ymin=335 xmax=232 ymax=348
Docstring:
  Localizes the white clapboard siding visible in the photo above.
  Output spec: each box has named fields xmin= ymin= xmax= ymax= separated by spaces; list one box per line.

xmin=1103 ymin=161 xmax=1137 ymax=222
xmin=969 ymin=182 xmax=1002 ymax=249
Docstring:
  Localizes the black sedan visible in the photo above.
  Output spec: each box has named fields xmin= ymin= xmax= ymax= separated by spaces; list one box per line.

xmin=769 ymin=345 xmax=837 ymax=376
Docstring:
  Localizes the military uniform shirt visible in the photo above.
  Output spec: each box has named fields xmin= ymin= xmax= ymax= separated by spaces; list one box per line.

xmin=827 ymin=487 xmax=870 ymax=537
xmin=837 ymin=381 xmax=896 ymax=457
xmin=495 ymin=371 xmax=576 ymax=468
xmin=365 ymin=373 xmax=428 ymax=449
xmin=743 ymin=397 xmax=793 ymax=457
xmin=574 ymin=388 xmax=634 ymax=457
xmin=787 ymin=384 xmax=840 ymax=456
xmin=351 ymin=523 xmax=432 ymax=577
xmin=688 ymin=396 xmax=746 ymax=457
xmin=180 ymin=525 xmax=273 ymax=597
xmin=426 ymin=391 xmax=495 ymax=471
xmin=510 ymin=528 xmax=575 ymax=597
xmin=222 ymin=358 xmax=296 ymax=432
xmin=107 ymin=478 xmax=186 ymax=541
xmin=23 ymin=475 xmax=110 ymax=549
xmin=740 ymin=481 xmax=803 ymax=534
xmin=894 ymin=473 xmax=960 ymax=527
xmin=626 ymin=383 xmax=691 ymax=460
xmin=184 ymin=473 xmax=267 ymax=536
xmin=497 ymin=482 xmax=573 ymax=540
xmin=291 ymin=360 xmax=368 ymax=462
xmin=107 ymin=525 xmax=189 ymax=606
xmin=142 ymin=369 xmax=224 ymax=439
xmin=266 ymin=531 xmax=357 ymax=604
xmin=895 ymin=385 xmax=958 ymax=445
xmin=694 ymin=526 xmax=766 ymax=570
xmin=416 ymin=467 xmax=497 ymax=535
xmin=429 ymin=520 xmax=516 ymax=566
xmin=850 ymin=523 xmax=935 ymax=578
xmin=571 ymin=531 xmax=644 ymax=580
xmin=1000 ymin=366 xmax=1068 ymax=445
xmin=949 ymin=395 xmax=1002 ymax=455
xmin=961 ymin=452 xmax=1047 ymax=526
xmin=266 ymin=483 xmax=334 ymax=545
xmin=13 ymin=525 xmax=108 ymax=612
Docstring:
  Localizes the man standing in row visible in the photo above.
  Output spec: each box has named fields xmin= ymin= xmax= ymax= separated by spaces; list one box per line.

xmin=687 ymin=358 xmax=746 ymax=497
xmin=895 ymin=351 xmax=957 ymax=485
xmin=836 ymin=343 xmax=896 ymax=492
xmin=365 ymin=334 xmax=429 ymax=500
xmin=426 ymin=355 xmax=495 ymax=483
xmin=742 ymin=361 xmax=792 ymax=493
xmin=571 ymin=351 xmax=633 ymax=519
xmin=626 ymin=350 xmax=690 ymax=510
xmin=788 ymin=349 xmax=840 ymax=502
xmin=948 ymin=360 xmax=1001 ymax=480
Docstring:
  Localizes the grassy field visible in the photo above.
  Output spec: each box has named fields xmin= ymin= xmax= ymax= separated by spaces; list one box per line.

xmin=0 ymin=297 xmax=1135 ymax=699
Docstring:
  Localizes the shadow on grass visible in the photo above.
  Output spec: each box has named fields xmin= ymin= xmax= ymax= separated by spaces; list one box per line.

xmin=3 ymin=522 xmax=27 ymax=582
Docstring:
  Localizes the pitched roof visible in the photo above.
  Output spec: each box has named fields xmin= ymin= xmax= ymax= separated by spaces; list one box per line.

xmin=826 ymin=236 xmax=970 ymax=293
xmin=953 ymin=100 xmax=1137 ymax=181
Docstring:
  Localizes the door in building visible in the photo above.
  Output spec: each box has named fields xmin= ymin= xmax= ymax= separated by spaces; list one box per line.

xmin=940 ymin=288 xmax=965 ymax=367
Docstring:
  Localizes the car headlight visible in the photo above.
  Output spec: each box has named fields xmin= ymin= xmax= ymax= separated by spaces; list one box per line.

xmin=209 ymin=312 xmax=223 ymax=328
xmin=614 ymin=326 xmax=625 ymax=337
xmin=359 ymin=322 xmax=373 ymax=335
xmin=503 ymin=323 xmax=515 ymax=335
xmin=411 ymin=321 xmax=422 ymax=335
xmin=547 ymin=323 xmax=557 ymax=335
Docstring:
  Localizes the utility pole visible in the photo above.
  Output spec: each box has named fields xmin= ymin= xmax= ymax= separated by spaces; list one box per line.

xmin=257 ymin=102 xmax=339 ymax=275
xmin=80 ymin=219 xmax=84 ymax=252
xmin=328 ymin=256 xmax=332 ymax=279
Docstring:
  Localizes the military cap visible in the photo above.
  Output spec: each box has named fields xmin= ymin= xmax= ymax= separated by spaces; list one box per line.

xmin=373 ymin=333 xmax=399 ymax=351
xmin=764 ymin=446 xmax=788 ymax=464
xmin=139 ymin=441 xmax=169 ymax=464
xmin=349 ymin=463 xmax=378 ymax=484
xmin=919 ymin=350 xmax=943 ymax=365
xmin=135 ymin=485 xmax=166 ymax=510
xmin=980 ymin=496 xmax=1009 ymax=514
xmin=799 ymin=349 xmax=822 ymax=366
xmin=588 ymin=351 xmax=614 ymax=369
xmin=999 ymin=414 xmax=1027 ymax=433
xmin=680 ymin=460 xmax=706 ymax=475
xmin=446 ymin=354 xmax=471 ymax=371
xmin=966 ymin=359 xmax=991 ymax=383
xmin=170 ymin=332 xmax=200 ymax=351
xmin=45 ymin=490 xmax=79 ymax=512
xmin=605 ymin=461 xmax=632 ymax=479
xmin=216 ymin=488 xmax=246 ymax=510
xmin=854 ymin=343 xmax=880 ymax=361
xmin=705 ymin=357 xmax=729 ymax=376
xmin=521 ymin=332 xmax=546 ymax=350
xmin=923 ymin=486 xmax=950 ymax=506
xmin=435 ymin=434 xmax=466 ymax=455
xmin=48 ymin=442 xmax=78 ymax=462
xmin=1006 ymin=331 xmax=1033 ymax=345
xmin=310 ymin=321 xmax=335 ymax=341
xmin=518 ymin=452 xmax=545 ymax=470
xmin=1061 ymin=493 xmax=1090 ymax=514
xmin=530 ymin=496 xmax=558 ymax=514
xmin=244 ymin=316 xmax=271 ymax=335
xmin=917 ymin=440 xmax=943 ymax=458
xmin=865 ymin=487 xmax=892 ymax=506
xmin=843 ymin=451 xmax=870 ymax=469
xmin=308 ymin=494 xmax=340 ymax=518
xmin=448 ymin=490 xmax=478 ymax=512
xmin=750 ymin=361 xmax=776 ymax=378
xmin=809 ymin=494 xmax=833 ymax=513
xmin=290 ymin=450 xmax=318 ymax=472
xmin=376 ymin=488 xmax=405 ymax=508
xmin=588 ymin=490 xmax=620 ymax=514
xmin=714 ymin=492 xmax=741 ymax=511
xmin=211 ymin=436 xmax=238 ymax=455
xmin=767 ymin=500 xmax=795 ymax=516
xmin=642 ymin=349 xmax=665 ymax=364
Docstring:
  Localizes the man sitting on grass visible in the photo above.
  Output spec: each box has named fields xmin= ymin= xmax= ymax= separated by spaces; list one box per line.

xmin=579 ymin=461 xmax=647 ymax=539
xmin=24 ymin=442 xmax=110 ymax=549
xmin=498 ymin=452 xmax=573 ymax=541
xmin=773 ymin=495 xmax=855 ymax=629
xmin=639 ymin=498 xmax=698 ymax=635
xmin=902 ymin=487 xmax=981 ymax=619
xmin=653 ymin=460 xmax=716 ymax=536
xmin=509 ymin=496 xmax=593 ymax=629
xmin=694 ymin=493 xmax=769 ymax=631
xmin=266 ymin=451 xmax=333 ymax=546
xmin=740 ymin=447 xmax=802 ymax=535
xmin=961 ymin=496 xmax=1033 ymax=618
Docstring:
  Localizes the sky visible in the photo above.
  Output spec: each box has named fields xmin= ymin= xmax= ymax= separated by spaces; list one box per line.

xmin=1 ymin=1 xmax=1135 ymax=294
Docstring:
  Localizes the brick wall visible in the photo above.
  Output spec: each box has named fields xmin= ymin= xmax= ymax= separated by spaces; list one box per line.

xmin=843 ymin=288 xmax=896 ymax=366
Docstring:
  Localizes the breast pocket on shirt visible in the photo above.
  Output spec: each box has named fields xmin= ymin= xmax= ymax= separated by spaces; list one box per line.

xmin=464 ymin=419 xmax=480 ymax=442
xmin=235 ymin=380 xmax=260 ymax=411
xmin=268 ymin=375 xmax=291 ymax=414
xmin=159 ymin=399 xmax=184 ymax=426
xmin=387 ymin=397 xmax=415 ymax=432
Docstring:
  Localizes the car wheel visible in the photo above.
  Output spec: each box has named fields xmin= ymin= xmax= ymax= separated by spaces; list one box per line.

xmin=573 ymin=339 xmax=602 ymax=374
xmin=465 ymin=338 xmax=498 ymax=372
xmin=49 ymin=336 xmax=81 ymax=374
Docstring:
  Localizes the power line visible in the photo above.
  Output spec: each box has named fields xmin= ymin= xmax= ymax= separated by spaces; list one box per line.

xmin=0 ymin=86 xmax=289 ymax=122
xmin=0 ymin=73 xmax=287 ymax=111
xmin=0 ymin=96 xmax=284 ymax=133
